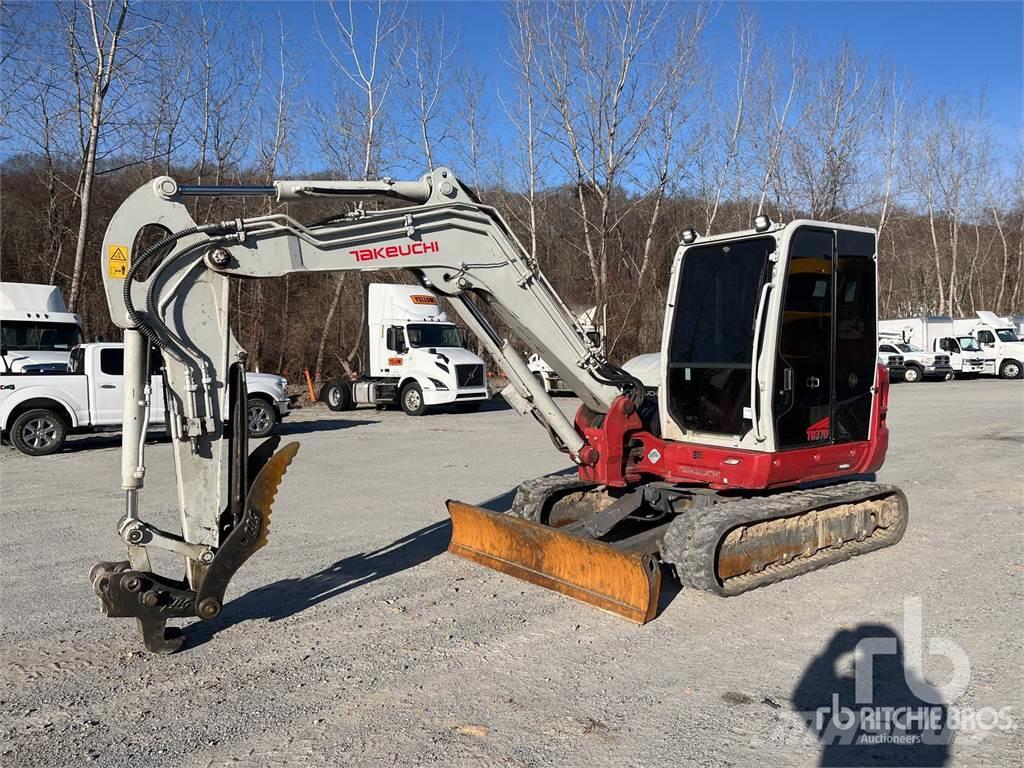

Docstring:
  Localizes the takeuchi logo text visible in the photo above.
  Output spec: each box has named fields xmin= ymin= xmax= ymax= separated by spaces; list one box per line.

xmin=351 ymin=241 xmax=440 ymax=262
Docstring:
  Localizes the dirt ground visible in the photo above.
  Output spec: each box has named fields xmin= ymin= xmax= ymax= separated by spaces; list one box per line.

xmin=1 ymin=379 xmax=1021 ymax=767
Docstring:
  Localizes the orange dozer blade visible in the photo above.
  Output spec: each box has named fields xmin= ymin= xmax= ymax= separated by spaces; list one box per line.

xmin=446 ymin=500 xmax=661 ymax=624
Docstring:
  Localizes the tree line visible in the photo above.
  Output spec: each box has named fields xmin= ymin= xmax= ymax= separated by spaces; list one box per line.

xmin=1 ymin=0 xmax=1021 ymax=382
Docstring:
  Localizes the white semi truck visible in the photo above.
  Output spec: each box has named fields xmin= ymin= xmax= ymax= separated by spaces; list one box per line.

xmin=0 ymin=282 xmax=84 ymax=372
xmin=0 ymin=343 xmax=292 ymax=455
xmin=880 ymin=312 xmax=1023 ymax=379
xmin=320 ymin=284 xmax=490 ymax=415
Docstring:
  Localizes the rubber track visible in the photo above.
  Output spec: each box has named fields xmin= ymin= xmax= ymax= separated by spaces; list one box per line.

xmin=661 ymin=480 xmax=909 ymax=596
xmin=509 ymin=474 xmax=595 ymax=521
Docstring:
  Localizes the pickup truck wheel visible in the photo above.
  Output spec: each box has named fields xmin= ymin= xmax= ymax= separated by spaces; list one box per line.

xmin=247 ymin=397 xmax=277 ymax=438
xmin=321 ymin=380 xmax=355 ymax=411
xmin=903 ymin=365 xmax=923 ymax=383
xmin=10 ymin=408 xmax=66 ymax=456
xmin=999 ymin=359 xmax=1023 ymax=379
xmin=400 ymin=382 xmax=427 ymax=416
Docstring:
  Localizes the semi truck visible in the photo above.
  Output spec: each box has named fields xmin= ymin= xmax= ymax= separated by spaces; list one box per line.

xmin=0 ymin=282 xmax=83 ymax=373
xmin=319 ymin=284 xmax=490 ymax=415
xmin=1 ymin=343 xmax=292 ymax=455
xmin=880 ymin=312 xmax=1022 ymax=379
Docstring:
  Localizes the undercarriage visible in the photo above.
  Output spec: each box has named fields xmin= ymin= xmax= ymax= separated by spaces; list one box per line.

xmin=448 ymin=475 xmax=909 ymax=622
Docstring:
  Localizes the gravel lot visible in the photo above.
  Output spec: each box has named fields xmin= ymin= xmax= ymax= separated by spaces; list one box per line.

xmin=1 ymin=379 xmax=1021 ymax=767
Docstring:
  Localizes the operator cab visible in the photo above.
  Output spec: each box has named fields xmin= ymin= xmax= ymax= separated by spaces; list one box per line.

xmin=661 ymin=220 xmax=878 ymax=453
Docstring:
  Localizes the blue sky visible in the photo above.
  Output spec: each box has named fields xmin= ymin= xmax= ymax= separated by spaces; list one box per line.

xmin=251 ymin=0 xmax=1022 ymax=151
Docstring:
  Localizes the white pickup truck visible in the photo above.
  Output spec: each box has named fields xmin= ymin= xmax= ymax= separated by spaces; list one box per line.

xmin=0 ymin=343 xmax=292 ymax=456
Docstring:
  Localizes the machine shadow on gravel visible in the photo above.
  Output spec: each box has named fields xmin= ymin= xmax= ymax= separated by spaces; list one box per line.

xmin=272 ymin=417 xmax=375 ymax=436
xmin=185 ymin=519 xmax=452 ymax=648
xmin=183 ymin=485 xmax=526 ymax=649
xmin=792 ymin=624 xmax=950 ymax=767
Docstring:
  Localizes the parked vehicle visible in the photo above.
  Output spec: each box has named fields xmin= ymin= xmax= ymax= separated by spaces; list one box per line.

xmin=0 ymin=282 xmax=83 ymax=373
xmin=875 ymin=349 xmax=906 ymax=381
xmin=0 ymin=343 xmax=292 ymax=455
xmin=320 ymin=284 xmax=490 ymax=415
xmin=952 ymin=311 xmax=1024 ymax=379
xmin=879 ymin=317 xmax=985 ymax=377
xmin=876 ymin=340 xmax=951 ymax=383
xmin=527 ymin=306 xmax=604 ymax=395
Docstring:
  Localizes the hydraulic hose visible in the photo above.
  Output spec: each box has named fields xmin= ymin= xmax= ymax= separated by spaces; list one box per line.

xmin=122 ymin=221 xmax=236 ymax=352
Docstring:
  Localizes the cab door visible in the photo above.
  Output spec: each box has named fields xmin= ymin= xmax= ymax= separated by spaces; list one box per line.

xmin=773 ymin=228 xmax=835 ymax=448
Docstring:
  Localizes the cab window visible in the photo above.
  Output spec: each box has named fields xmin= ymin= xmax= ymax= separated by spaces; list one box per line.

xmin=977 ymin=331 xmax=995 ymax=345
xmin=100 ymin=348 xmax=124 ymax=376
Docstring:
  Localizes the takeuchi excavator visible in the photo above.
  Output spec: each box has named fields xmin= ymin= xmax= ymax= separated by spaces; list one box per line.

xmin=90 ymin=167 xmax=909 ymax=652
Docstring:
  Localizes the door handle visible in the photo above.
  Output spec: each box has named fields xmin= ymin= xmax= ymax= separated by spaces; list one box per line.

xmin=806 ymin=376 xmax=820 ymax=389
xmin=100 ymin=384 xmax=117 ymax=389
xmin=749 ymin=282 xmax=773 ymax=443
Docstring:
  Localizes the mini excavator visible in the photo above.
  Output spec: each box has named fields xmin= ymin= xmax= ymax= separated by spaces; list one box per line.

xmin=90 ymin=168 xmax=908 ymax=652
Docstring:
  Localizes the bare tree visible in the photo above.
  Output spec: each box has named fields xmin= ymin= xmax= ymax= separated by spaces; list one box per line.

xmin=455 ymin=63 xmax=489 ymax=193
xmin=697 ymin=6 xmax=755 ymax=234
xmin=535 ymin=0 xmax=708 ymax=311
xmin=401 ymin=12 xmax=456 ymax=170
xmin=312 ymin=0 xmax=407 ymax=383
xmin=786 ymin=41 xmax=878 ymax=219
xmin=61 ymin=0 xmax=129 ymax=311
xmin=503 ymin=0 xmax=547 ymax=259
xmin=752 ymin=33 xmax=804 ymax=218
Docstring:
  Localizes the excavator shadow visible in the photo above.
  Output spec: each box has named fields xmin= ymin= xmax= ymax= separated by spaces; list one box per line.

xmin=185 ymin=470 xmax=684 ymax=649
xmin=185 ymin=519 xmax=453 ymax=648
xmin=183 ymin=485 xmax=526 ymax=649
xmin=272 ymin=417 xmax=377 ymax=436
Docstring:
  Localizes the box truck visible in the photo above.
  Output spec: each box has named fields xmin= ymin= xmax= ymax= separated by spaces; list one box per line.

xmin=880 ymin=312 xmax=1022 ymax=379
xmin=878 ymin=317 xmax=979 ymax=379
xmin=320 ymin=284 xmax=490 ymax=415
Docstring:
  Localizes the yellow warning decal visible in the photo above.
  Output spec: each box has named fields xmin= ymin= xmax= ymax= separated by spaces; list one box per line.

xmin=108 ymin=244 xmax=130 ymax=279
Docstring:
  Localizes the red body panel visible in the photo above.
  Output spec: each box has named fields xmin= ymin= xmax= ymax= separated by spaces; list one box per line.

xmin=577 ymin=364 xmax=890 ymax=491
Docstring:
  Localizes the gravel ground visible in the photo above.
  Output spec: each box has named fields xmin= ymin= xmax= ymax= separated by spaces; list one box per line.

xmin=1 ymin=380 xmax=1021 ymax=767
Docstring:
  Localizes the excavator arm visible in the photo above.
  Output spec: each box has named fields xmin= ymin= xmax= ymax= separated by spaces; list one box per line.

xmin=92 ymin=168 xmax=649 ymax=651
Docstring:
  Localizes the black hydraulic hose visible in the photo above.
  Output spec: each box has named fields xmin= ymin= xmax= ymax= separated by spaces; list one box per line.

xmin=123 ymin=227 xmax=200 ymax=350
xmin=122 ymin=222 xmax=236 ymax=350
xmin=143 ymin=239 xmax=227 ymax=360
